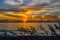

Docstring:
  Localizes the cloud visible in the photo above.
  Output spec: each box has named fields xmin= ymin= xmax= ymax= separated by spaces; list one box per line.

xmin=26 ymin=0 xmax=51 ymax=5
xmin=4 ymin=0 xmax=51 ymax=5
xmin=4 ymin=0 xmax=23 ymax=5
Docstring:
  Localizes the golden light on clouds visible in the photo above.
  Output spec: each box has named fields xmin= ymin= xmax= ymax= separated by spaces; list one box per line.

xmin=0 ymin=7 xmax=47 ymax=23
xmin=19 ymin=14 xmax=28 ymax=22
xmin=16 ymin=7 xmax=46 ymax=22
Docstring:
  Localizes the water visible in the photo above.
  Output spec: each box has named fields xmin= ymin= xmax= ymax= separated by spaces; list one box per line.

xmin=0 ymin=22 xmax=59 ymax=30
xmin=0 ymin=22 xmax=60 ymax=36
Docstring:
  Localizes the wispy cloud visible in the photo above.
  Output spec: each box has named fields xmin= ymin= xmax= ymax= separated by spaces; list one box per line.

xmin=26 ymin=0 xmax=51 ymax=5
xmin=4 ymin=0 xmax=23 ymax=5
xmin=4 ymin=0 xmax=51 ymax=5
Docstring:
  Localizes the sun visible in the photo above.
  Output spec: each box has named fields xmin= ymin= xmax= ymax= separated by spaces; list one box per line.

xmin=18 ymin=14 xmax=28 ymax=22
xmin=22 ymin=16 xmax=28 ymax=22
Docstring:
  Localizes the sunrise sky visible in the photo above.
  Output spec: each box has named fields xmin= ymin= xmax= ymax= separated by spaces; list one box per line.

xmin=0 ymin=0 xmax=59 ymax=6
xmin=0 ymin=0 xmax=60 ymax=20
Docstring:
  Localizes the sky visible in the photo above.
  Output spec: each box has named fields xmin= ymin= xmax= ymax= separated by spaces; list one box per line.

xmin=0 ymin=0 xmax=60 ymax=16
xmin=0 ymin=0 xmax=55 ymax=5
xmin=0 ymin=0 xmax=60 ymax=14
xmin=0 ymin=0 xmax=58 ymax=9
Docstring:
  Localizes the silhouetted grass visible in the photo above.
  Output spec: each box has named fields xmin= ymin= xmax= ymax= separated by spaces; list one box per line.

xmin=17 ymin=26 xmax=39 ymax=36
xmin=8 ymin=31 xmax=17 ymax=36
xmin=48 ymin=25 xmax=58 ymax=36
xmin=54 ymin=24 xmax=59 ymax=29
xmin=1 ymin=23 xmax=60 ymax=36
xmin=7 ymin=24 xmax=60 ymax=36
xmin=17 ymin=26 xmax=34 ymax=36
xmin=39 ymin=25 xmax=48 ymax=36
xmin=30 ymin=26 xmax=37 ymax=36
xmin=39 ymin=25 xmax=46 ymax=31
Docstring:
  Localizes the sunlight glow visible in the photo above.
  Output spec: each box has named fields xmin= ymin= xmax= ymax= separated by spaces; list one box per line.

xmin=18 ymin=8 xmax=47 ymax=22
xmin=18 ymin=14 xmax=28 ymax=22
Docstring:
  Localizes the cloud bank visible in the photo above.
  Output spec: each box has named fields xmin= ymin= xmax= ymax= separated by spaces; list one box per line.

xmin=26 ymin=0 xmax=51 ymax=5
xmin=4 ymin=0 xmax=23 ymax=5
xmin=4 ymin=0 xmax=51 ymax=5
